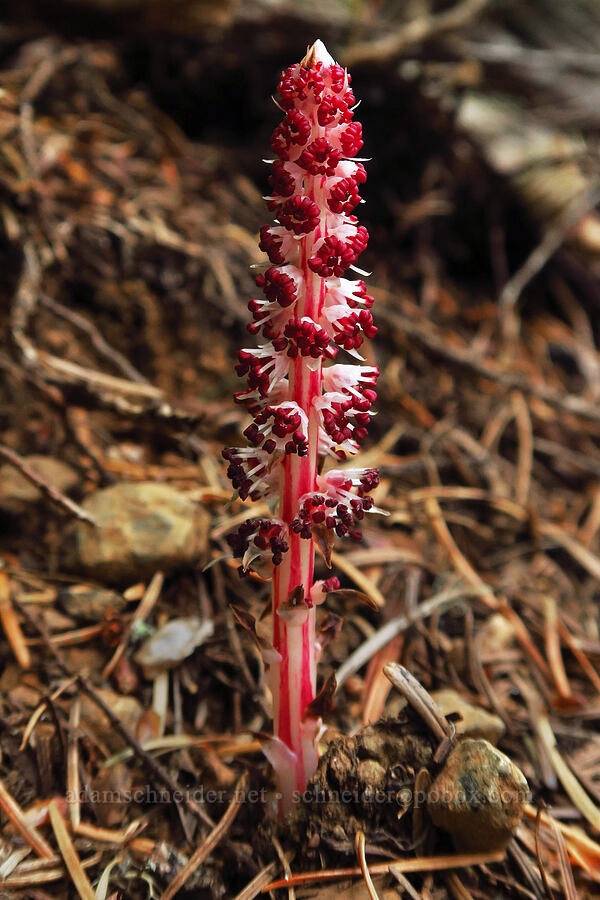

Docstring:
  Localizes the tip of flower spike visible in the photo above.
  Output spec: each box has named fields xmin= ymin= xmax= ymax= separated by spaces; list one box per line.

xmin=301 ymin=39 xmax=336 ymax=69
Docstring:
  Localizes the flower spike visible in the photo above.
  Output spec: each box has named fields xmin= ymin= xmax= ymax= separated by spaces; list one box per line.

xmin=223 ymin=40 xmax=380 ymax=813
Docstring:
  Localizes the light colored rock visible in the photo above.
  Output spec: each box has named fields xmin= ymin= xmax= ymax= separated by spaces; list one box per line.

xmin=479 ymin=613 xmax=516 ymax=660
xmin=75 ymin=482 xmax=209 ymax=582
xmin=79 ymin=689 xmax=143 ymax=752
xmin=0 ymin=456 xmax=78 ymax=514
xmin=431 ymin=689 xmax=505 ymax=745
xmin=134 ymin=616 xmax=214 ymax=677
xmin=427 ymin=738 xmax=529 ymax=852
xmin=58 ymin=585 xmax=127 ymax=623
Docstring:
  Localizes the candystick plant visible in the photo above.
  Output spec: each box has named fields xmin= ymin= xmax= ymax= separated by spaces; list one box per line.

xmin=223 ymin=39 xmax=381 ymax=812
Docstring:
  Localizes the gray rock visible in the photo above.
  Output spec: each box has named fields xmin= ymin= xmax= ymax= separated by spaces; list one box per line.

xmin=431 ymin=689 xmax=505 ymax=745
xmin=58 ymin=585 xmax=127 ymax=623
xmin=75 ymin=482 xmax=209 ymax=582
xmin=0 ymin=456 xmax=79 ymax=514
xmin=427 ymin=738 xmax=529 ymax=852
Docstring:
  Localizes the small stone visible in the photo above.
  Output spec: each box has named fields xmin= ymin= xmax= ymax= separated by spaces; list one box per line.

xmin=79 ymin=689 xmax=143 ymax=752
xmin=431 ymin=689 xmax=505 ymax=745
xmin=134 ymin=617 xmax=214 ymax=677
xmin=58 ymin=585 xmax=127 ymax=623
xmin=75 ymin=482 xmax=210 ymax=582
xmin=427 ymin=738 xmax=528 ymax=852
xmin=0 ymin=456 xmax=78 ymax=515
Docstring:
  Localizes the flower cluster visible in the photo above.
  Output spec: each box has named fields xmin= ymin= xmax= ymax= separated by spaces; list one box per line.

xmin=291 ymin=469 xmax=381 ymax=541
xmin=225 ymin=518 xmax=289 ymax=574
xmin=223 ymin=40 xmax=379 ymax=576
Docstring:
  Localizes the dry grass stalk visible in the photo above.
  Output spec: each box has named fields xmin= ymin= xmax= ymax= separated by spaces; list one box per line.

xmin=67 ymin=696 xmax=81 ymax=829
xmin=48 ymin=799 xmax=96 ymax=900
xmin=262 ymin=850 xmax=506 ymax=891
xmin=535 ymin=715 xmax=600 ymax=832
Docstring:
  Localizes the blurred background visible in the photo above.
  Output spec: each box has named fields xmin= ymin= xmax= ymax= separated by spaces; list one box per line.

xmin=2 ymin=0 xmax=600 ymax=423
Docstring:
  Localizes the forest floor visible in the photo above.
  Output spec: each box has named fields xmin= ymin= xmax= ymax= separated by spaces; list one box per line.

xmin=1 ymin=8 xmax=600 ymax=898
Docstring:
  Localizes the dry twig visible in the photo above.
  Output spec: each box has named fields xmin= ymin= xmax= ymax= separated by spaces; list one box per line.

xmin=0 ymin=445 xmax=96 ymax=525
xmin=344 ymin=0 xmax=489 ymax=66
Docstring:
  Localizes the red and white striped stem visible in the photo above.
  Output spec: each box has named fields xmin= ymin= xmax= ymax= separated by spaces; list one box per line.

xmin=272 ymin=226 xmax=324 ymax=798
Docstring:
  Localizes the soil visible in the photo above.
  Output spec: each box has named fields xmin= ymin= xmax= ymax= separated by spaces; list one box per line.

xmin=1 ymin=3 xmax=600 ymax=898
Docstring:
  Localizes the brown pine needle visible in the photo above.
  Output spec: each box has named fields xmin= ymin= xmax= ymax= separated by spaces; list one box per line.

xmin=543 ymin=595 xmax=572 ymax=699
xmin=74 ymin=821 xmax=155 ymax=856
xmin=67 ymin=696 xmax=81 ymax=829
xmin=20 ymin=674 xmax=78 ymax=751
xmin=388 ymin=867 xmax=422 ymax=900
xmin=102 ymin=570 xmax=163 ymax=679
xmin=232 ymin=861 xmax=280 ymax=900
xmin=48 ymin=800 xmax=96 ymax=900
xmin=272 ymin=835 xmax=295 ymax=900
xmin=525 ymin=805 xmax=600 ymax=877
xmin=0 ymin=571 xmax=31 ymax=669
xmin=362 ymin=633 xmax=403 ymax=724
xmin=548 ymin=813 xmax=578 ymax=900
xmin=535 ymin=715 xmax=600 ymax=832
xmin=0 ymin=778 xmax=54 ymax=859
xmin=558 ymin=621 xmax=600 ymax=694
xmin=159 ymin=772 xmax=247 ymax=900
xmin=407 ymin=486 xmax=600 ymax=582
xmin=510 ymin=391 xmax=533 ymax=506
xmin=538 ymin=521 xmax=600 ymax=581
xmin=445 ymin=870 xmax=476 ymax=900
xmin=423 ymin=495 xmax=498 ymax=610
xmin=262 ymin=850 xmax=505 ymax=891
xmin=329 ymin=551 xmax=386 ymax=608
xmin=578 ymin=485 xmax=600 ymax=547
xmin=0 ymin=852 xmax=103 ymax=889
xmin=501 ymin=604 xmax=553 ymax=681
xmin=534 ymin=808 xmax=555 ymax=900
xmin=355 ymin=830 xmax=381 ymax=900
xmin=27 ymin=622 xmax=107 ymax=647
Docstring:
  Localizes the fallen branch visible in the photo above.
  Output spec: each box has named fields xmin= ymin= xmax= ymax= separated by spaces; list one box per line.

xmin=343 ymin=0 xmax=489 ymax=66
